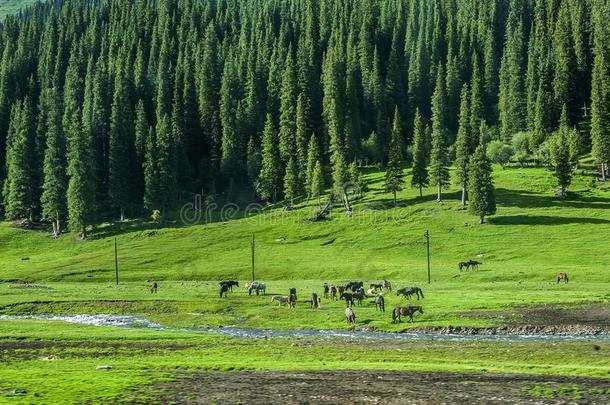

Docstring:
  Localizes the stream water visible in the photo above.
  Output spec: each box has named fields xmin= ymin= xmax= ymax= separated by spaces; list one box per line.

xmin=1 ymin=314 xmax=608 ymax=342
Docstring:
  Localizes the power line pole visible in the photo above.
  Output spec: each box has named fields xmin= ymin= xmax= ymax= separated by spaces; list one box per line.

xmin=424 ymin=230 xmax=430 ymax=284
xmin=114 ymin=238 xmax=119 ymax=285
xmin=251 ymin=234 xmax=255 ymax=282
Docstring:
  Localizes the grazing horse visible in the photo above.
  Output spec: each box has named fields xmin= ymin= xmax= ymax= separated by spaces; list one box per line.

xmin=340 ymin=292 xmax=354 ymax=307
xmin=345 ymin=281 xmax=364 ymax=292
xmin=383 ymin=279 xmax=392 ymax=292
xmin=459 ymin=261 xmax=471 ymax=271
xmin=557 ymin=272 xmax=569 ymax=283
xmin=289 ymin=288 xmax=298 ymax=301
xmin=271 ymin=296 xmax=289 ymax=306
xmin=337 ymin=286 xmax=346 ymax=294
xmin=310 ymin=293 xmax=321 ymax=308
xmin=469 ymin=260 xmax=482 ymax=270
xmin=345 ymin=307 xmax=356 ymax=324
xmin=149 ymin=281 xmax=158 ymax=293
xmin=352 ymin=291 xmax=365 ymax=306
xmin=375 ymin=294 xmax=385 ymax=312
xmin=287 ymin=293 xmax=297 ymax=308
xmin=219 ymin=280 xmax=239 ymax=292
xmin=248 ymin=282 xmax=266 ymax=296
xmin=397 ymin=287 xmax=425 ymax=300
xmin=323 ymin=283 xmax=330 ymax=298
xmin=219 ymin=283 xmax=230 ymax=298
xmin=330 ymin=286 xmax=338 ymax=301
xmin=369 ymin=283 xmax=383 ymax=291
xmin=392 ymin=306 xmax=424 ymax=323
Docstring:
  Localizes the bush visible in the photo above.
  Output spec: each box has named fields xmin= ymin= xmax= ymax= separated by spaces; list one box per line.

xmin=511 ymin=132 xmax=531 ymax=166
xmin=486 ymin=140 xmax=513 ymax=169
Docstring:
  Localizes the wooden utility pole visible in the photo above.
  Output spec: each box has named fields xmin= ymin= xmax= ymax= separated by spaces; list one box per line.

xmin=114 ymin=238 xmax=119 ymax=285
xmin=424 ymin=230 xmax=431 ymax=284
xmin=251 ymin=234 xmax=255 ymax=282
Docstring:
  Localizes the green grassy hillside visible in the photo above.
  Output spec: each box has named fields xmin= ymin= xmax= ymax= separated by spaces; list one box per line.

xmin=1 ymin=161 xmax=608 ymax=284
xmin=0 ymin=0 xmax=39 ymax=19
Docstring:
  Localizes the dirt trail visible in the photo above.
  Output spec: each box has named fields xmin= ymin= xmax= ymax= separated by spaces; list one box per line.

xmin=156 ymin=370 xmax=610 ymax=404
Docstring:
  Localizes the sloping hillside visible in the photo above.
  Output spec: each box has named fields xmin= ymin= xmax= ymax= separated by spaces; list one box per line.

xmin=0 ymin=0 xmax=39 ymax=19
xmin=1 ymin=162 xmax=608 ymax=284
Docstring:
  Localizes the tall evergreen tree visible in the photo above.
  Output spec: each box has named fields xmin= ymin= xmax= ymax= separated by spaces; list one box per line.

xmin=411 ymin=109 xmax=429 ymax=197
xmin=305 ymin=134 xmax=321 ymax=198
xmin=455 ymin=84 xmax=472 ymax=207
xmin=385 ymin=107 xmax=404 ymax=206
xmin=550 ymin=107 xmax=574 ymax=197
xmin=283 ymin=157 xmax=300 ymax=204
xmin=468 ymin=144 xmax=496 ymax=224
xmin=41 ymin=88 xmax=66 ymax=236
xmin=257 ymin=114 xmax=281 ymax=202
xmin=429 ymin=67 xmax=450 ymax=202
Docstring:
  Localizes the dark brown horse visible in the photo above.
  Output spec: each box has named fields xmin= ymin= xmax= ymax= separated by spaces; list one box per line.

xmin=330 ymin=286 xmax=338 ymax=301
xmin=392 ymin=306 xmax=423 ymax=323
xmin=289 ymin=288 xmax=298 ymax=301
xmin=310 ymin=293 xmax=321 ymax=308
xmin=557 ymin=272 xmax=569 ymax=283
xmin=287 ymin=293 xmax=297 ymax=308
xmin=149 ymin=281 xmax=158 ymax=293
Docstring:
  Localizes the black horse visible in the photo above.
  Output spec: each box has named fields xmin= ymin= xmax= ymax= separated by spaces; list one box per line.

xmin=289 ymin=287 xmax=297 ymax=301
xmin=352 ymin=291 xmax=365 ymax=306
xmin=375 ymin=294 xmax=385 ymax=312
xmin=220 ymin=280 xmax=239 ymax=291
xmin=345 ymin=281 xmax=364 ymax=292
xmin=219 ymin=283 xmax=230 ymax=298
xmin=323 ymin=283 xmax=330 ymax=298
xmin=459 ymin=260 xmax=482 ymax=271
xmin=397 ymin=287 xmax=424 ymax=300
xmin=369 ymin=283 xmax=383 ymax=291
xmin=339 ymin=292 xmax=354 ymax=307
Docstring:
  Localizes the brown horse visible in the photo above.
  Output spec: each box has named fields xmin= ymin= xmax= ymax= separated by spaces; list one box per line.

xmin=310 ymin=293 xmax=321 ymax=308
xmin=345 ymin=307 xmax=356 ymax=324
xmin=287 ymin=293 xmax=297 ymax=308
xmin=149 ymin=281 xmax=158 ymax=293
xmin=330 ymin=286 xmax=338 ymax=301
xmin=557 ymin=272 xmax=569 ymax=283
xmin=392 ymin=306 xmax=424 ymax=323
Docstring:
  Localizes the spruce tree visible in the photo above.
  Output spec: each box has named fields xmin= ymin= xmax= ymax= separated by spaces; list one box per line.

xmin=429 ymin=67 xmax=450 ymax=202
xmin=305 ymin=134 xmax=320 ymax=198
xmin=385 ymin=107 xmax=404 ymax=206
xmin=455 ymin=84 xmax=471 ymax=207
xmin=550 ymin=107 xmax=573 ymax=197
xmin=143 ymin=127 xmax=159 ymax=211
xmin=246 ymin=136 xmax=261 ymax=188
xmin=411 ymin=109 xmax=429 ymax=197
xmin=108 ymin=64 xmax=134 ymax=221
xmin=468 ymin=145 xmax=496 ymax=224
xmin=279 ymin=50 xmax=297 ymax=164
xmin=41 ymin=88 xmax=66 ymax=236
xmin=283 ymin=157 xmax=300 ymax=205
xmin=311 ymin=160 xmax=325 ymax=205
xmin=257 ymin=114 xmax=281 ymax=202
xmin=4 ymin=99 xmax=35 ymax=220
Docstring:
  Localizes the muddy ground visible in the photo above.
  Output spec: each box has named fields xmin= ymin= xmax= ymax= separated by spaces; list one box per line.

xmin=156 ymin=370 xmax=610 ymax=404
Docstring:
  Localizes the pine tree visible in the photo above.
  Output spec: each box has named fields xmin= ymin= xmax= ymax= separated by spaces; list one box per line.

xmin=108 ymin=64 xmax=134 ymax=221
xmin=279 ymin=49 xmax=297 ymax=164
xmin=257 ymin=114 xmax=281 ymax=202
xmin=41 ymin=88 xmax=66 ymax=236
xmin=385 ymin=107 xmax=404 ymax=206
xmin=246 ymin=136 xmax=261 ymax=188
xmin=143 ymin=127 xmax=159 ymax=211
xmin=155 ymin=114 xmax=175 ymax=211
xmin=591 ymin=0 xmax=610 ymax=181
xmin=468 ymin=145 xmax=496 ymax=224
xmin=455 ymin=84 xmax=471 ymax=207
xmin=4 ymin=99 xmax=35 ymax=220
xmin=305 ymin=134 xmax=320 ymax=198
xmin=411 ymin=109 xmax=428 ymax=197
xmin=429 ymin=66 xmax=450 ymax=202
xmin=283 ymin=157 xmax=300 ymax=205
xmin=311 ymin=160 xmax=325 ymax=205
xmin=550 ymin=107 xmax=573 ymax=197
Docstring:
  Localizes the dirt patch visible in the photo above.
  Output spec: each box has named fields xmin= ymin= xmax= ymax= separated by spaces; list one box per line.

xmin=155 ymin=370 xmax=610 ymax=404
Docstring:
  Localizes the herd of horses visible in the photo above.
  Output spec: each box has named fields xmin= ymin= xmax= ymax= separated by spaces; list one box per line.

xmin=218 ymin=278 xmax=427 ymax=324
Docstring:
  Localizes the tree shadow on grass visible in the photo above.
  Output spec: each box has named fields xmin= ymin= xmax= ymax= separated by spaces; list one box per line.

xmin=496 ymin=188 xmax=610 ymax=210
xmin=490 ymin=215 xmax=610 ymax=226
xmin=364 ymin=191 xmax=463 ymax=211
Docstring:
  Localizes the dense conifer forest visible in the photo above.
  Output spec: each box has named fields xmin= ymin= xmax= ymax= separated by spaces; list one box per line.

xmin=0 ymin=0 xmax=609 ymax=236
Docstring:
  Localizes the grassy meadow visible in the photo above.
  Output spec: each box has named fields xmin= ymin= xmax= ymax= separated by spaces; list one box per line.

xmin=1 ymin=161 xmax=609 ymax=402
